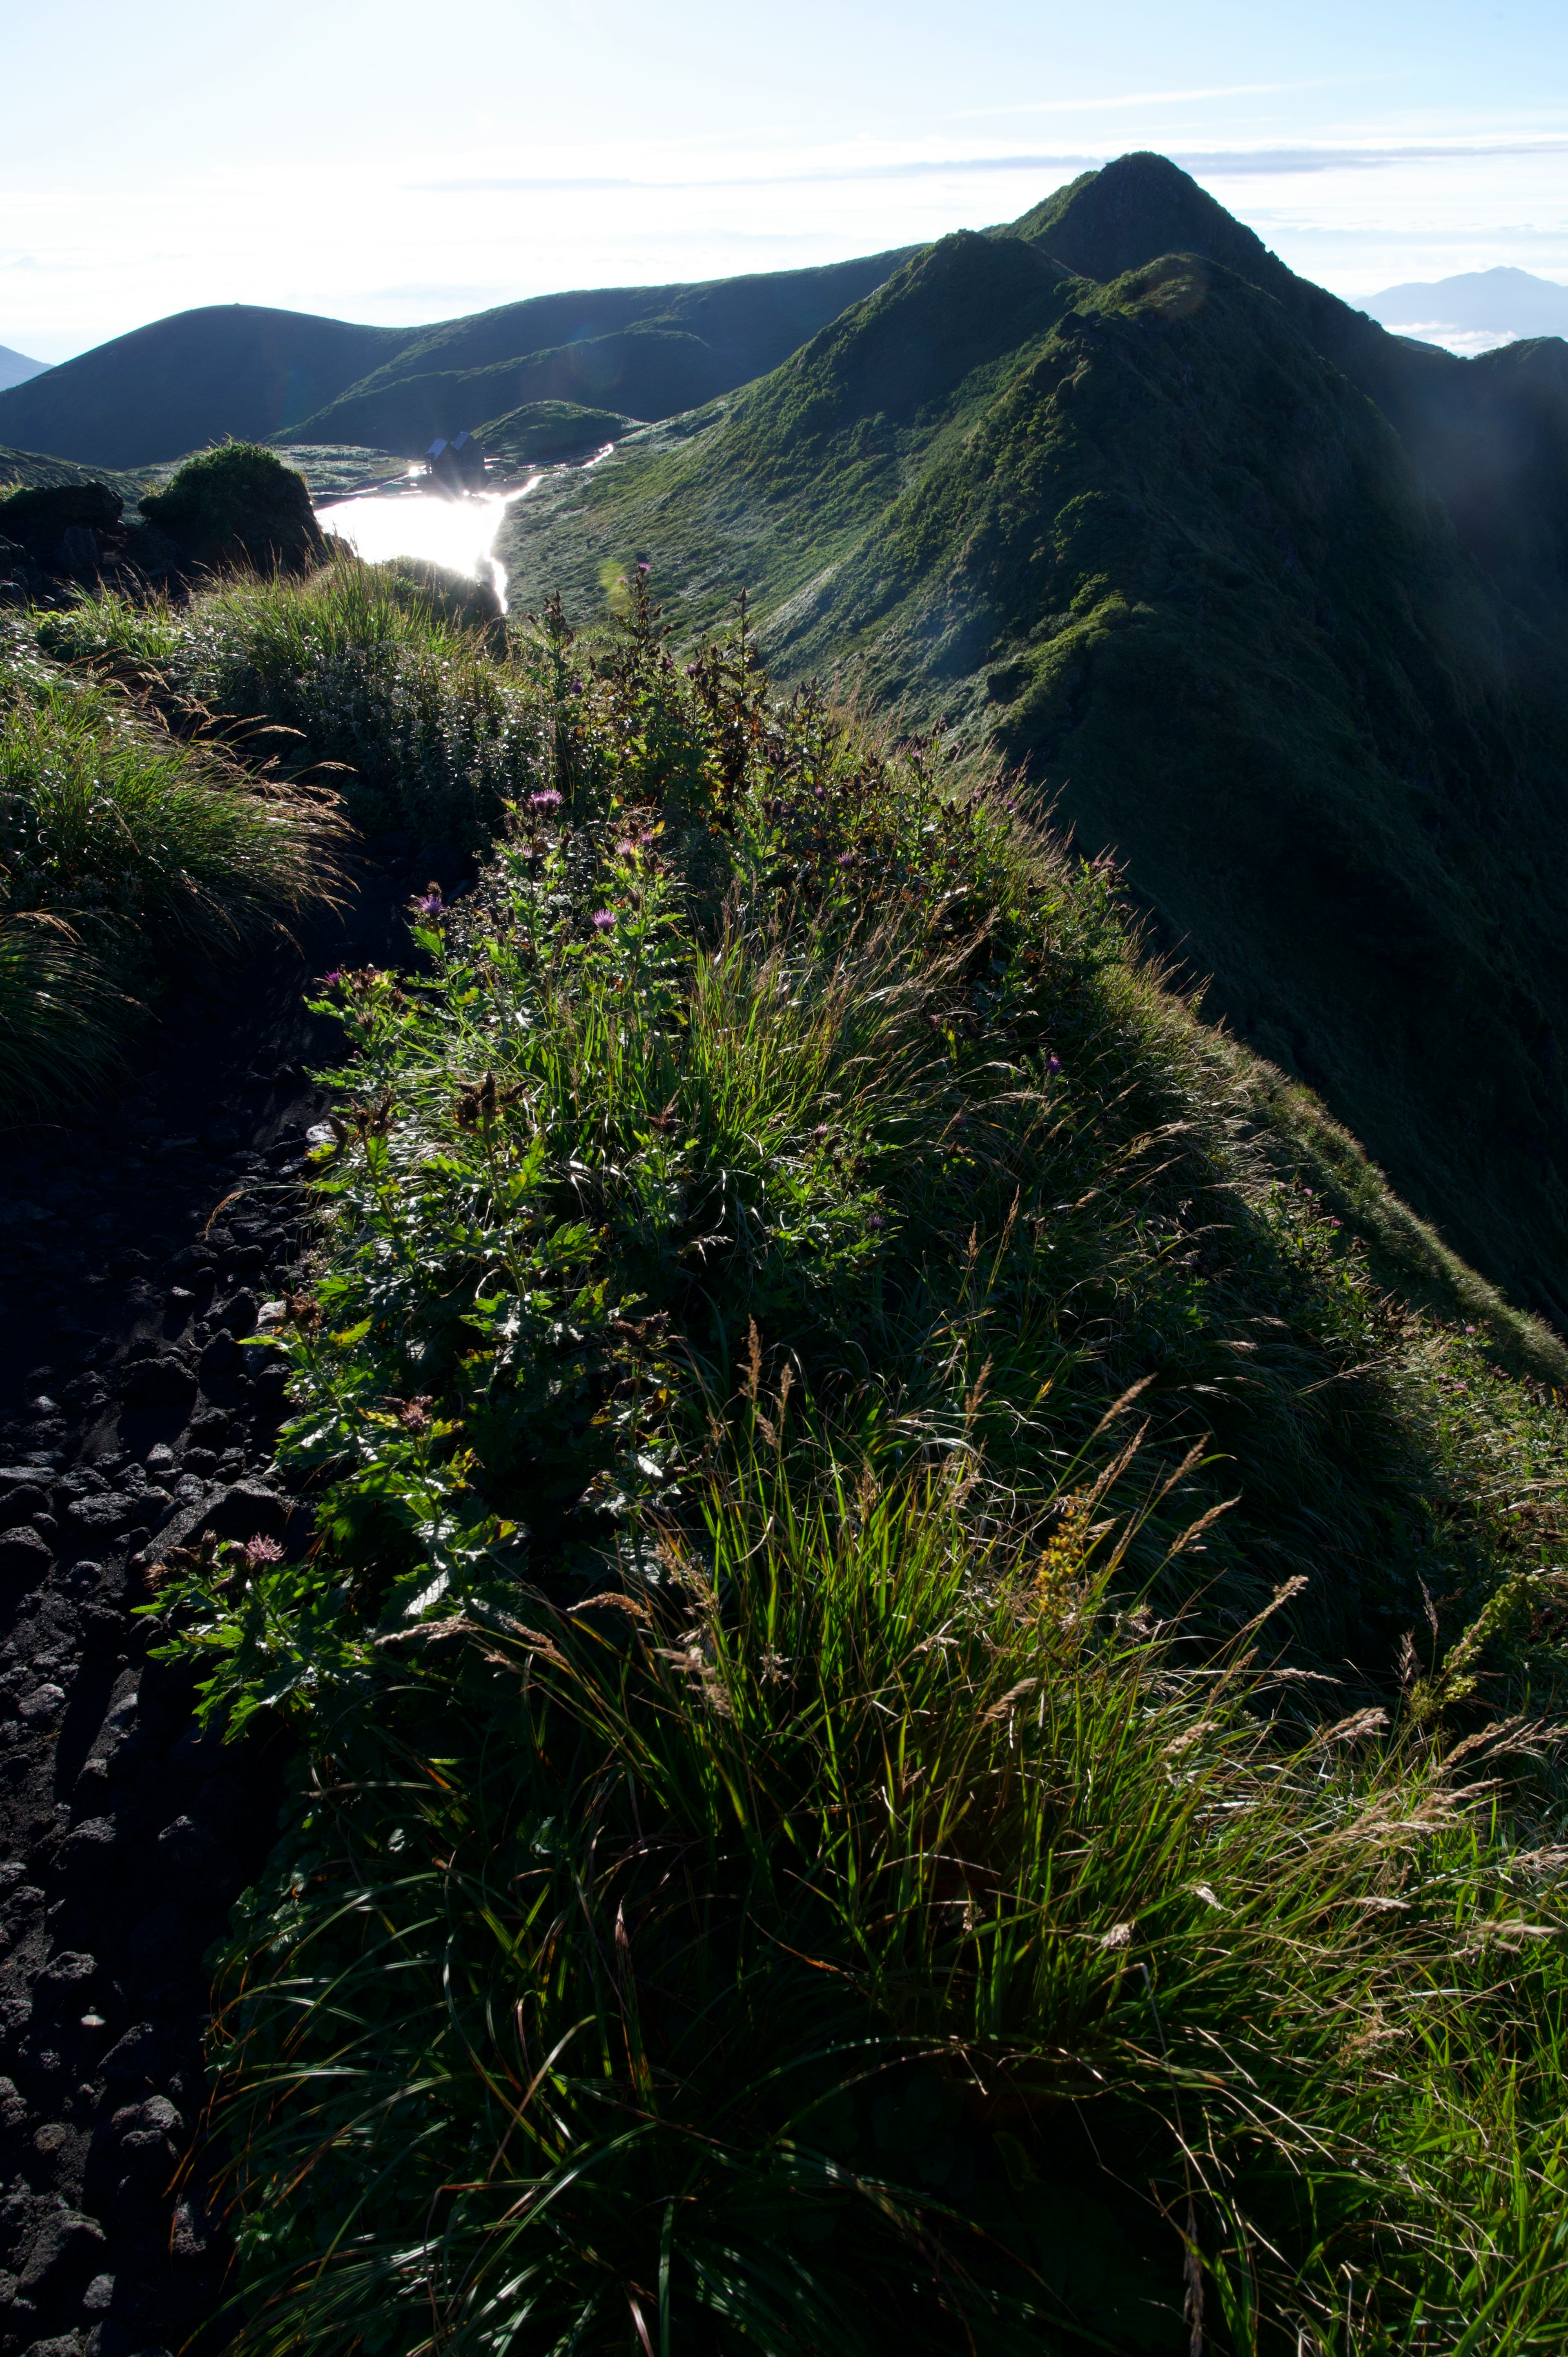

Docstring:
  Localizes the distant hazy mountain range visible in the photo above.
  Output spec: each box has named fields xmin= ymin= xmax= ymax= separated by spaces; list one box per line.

xmin=0 ymin=254 xmax=915 ymax=470
xmin=0 ymin=345 xmax=48 ymax=394
xmin=1364 ymin=265 xmax=1568 ymax=352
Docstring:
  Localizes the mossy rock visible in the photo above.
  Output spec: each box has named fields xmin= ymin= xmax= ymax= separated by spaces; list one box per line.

xmin=140 ymin=442 xmax=325 ymax=574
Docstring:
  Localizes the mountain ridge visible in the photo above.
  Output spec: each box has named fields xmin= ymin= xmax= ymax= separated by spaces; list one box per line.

xmin=496 ymin=156 xmax=1568 ymax=1324
xmin=0 ymin=251 xmax=916 ymax=470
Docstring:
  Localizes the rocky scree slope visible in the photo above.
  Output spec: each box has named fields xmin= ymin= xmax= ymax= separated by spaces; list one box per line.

xmin=496 ymin=164 xmax=1568 ymax=1333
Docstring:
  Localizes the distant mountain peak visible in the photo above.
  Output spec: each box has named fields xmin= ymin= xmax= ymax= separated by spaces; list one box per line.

xmin=1365 ymin=265 xmax=1568 ymax=341
xmin=0 ymin=343 xmax=49 ymax=394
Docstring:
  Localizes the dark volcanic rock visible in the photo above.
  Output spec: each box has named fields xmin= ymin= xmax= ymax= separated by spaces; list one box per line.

xmin=0 ymin=484 xmax=122 ymax=554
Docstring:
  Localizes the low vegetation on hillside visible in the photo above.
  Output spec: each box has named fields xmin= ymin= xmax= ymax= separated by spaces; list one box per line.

xmin=496 ymin=221 xmax=1568 ymax=1351
xmin=38 ymin=557 xmax=1563 ymax=2352
xmin=0 ymin=609 xmax=338 ymax=1108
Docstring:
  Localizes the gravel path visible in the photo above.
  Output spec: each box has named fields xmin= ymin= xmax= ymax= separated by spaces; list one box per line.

xmin=0 ymin=837 xmax=452 ymax=2357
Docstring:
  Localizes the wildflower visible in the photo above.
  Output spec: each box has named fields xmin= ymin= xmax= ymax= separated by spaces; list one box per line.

xmin=635 ymin=557 xmax=651 ymax=576
xmin=592 ymin=909 xmax=616 ymax=932
xmin=243 ymin=1534 xmax=284 ymax=1569
xmin=1046 ymin=1054 xmax=1062 ymax=1077
xmin=866 ymin=1213 xmax=886 ymax=1232
xmin=321 ymin=969 xmax=343 ymax=986
xmin=530 ymin=788 xmax=563 ymax=811
xmin=415 ymin=882 xmax=443 ymax=917
xmin=616 ymin=838 xmax=637 ymax=857
xmin=835 ymin=851 xmax=854 ymax=868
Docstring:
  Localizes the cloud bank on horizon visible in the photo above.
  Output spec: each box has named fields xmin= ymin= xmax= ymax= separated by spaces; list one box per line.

xmin=3 ymin=0 xmax=1566 ymax=361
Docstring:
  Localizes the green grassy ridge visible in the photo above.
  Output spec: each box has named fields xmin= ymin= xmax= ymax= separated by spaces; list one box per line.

xmin=117 ymin=571 xmax=1568 ymax=2351
xmin=1004 ymin=152 xmax=1568 ymax=624
xmin=278 ymin=249 xmax=919 ymax=457
xmin=494 ymin=232 xmax=1568 ymax=1336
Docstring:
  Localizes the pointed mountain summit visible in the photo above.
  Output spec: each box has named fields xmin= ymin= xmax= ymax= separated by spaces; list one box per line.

xmin=1009 ymin=153 xmax=1568 ymax=618
xmin=500 ymin=158 xmax=1568 ymax=1323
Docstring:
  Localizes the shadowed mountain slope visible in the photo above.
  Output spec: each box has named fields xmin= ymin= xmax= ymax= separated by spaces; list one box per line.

xmin=1011 ymin=154 xmax=1568 ymax=620
xmin=272 ymin=249 xmax=917 ymax=453
xmin=497 ymin=169 xmax=1568 ymax=1325
xmin=0 ymin=254 xmax=915 ymax=471
xmin=0 ymin=306 xmax=414 ymax=469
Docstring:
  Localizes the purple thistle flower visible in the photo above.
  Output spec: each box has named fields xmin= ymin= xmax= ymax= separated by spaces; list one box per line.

xmin=635 ymin=558 xmax=651 ymax=576
xmin=321 ymin=969 xmax=343 ymax=986
xmin=529 ymin=788 xmax=563 ymax=811
xmin=866 ymin=1213 xmax=886 ymax=1232
xmin=1046 ymin=1055 xmax=1062 ymax=1077
xmin=243 ymin=1533 xmax=284 ymax=1568
xmin=416 ymin=891 xmax=443 ymax=917
xmin=592 ymin=909 xmax=616 ymax=932
xmin=835 ymin=851 xmax=854 ymax=868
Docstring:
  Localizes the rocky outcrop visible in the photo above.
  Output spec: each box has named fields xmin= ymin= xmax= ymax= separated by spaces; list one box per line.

xmin=0 ymin=487 xmax=180 ymax=606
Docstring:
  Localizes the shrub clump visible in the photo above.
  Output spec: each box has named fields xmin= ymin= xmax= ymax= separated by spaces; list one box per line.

xmin=140 ymin=442 xmax=327 ymax=574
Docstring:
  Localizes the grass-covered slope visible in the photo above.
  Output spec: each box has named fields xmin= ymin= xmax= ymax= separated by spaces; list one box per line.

xmin=1009 ymin=154 xmax=1568 ymax=623
xmin=0 ymin=615 xmax=339 ymax=1108
xmin=277 ymin=249 xmax=918 ymax=456
xmin=0 ymin=442 xmax=151 ymax=504
xmin=497 ymin=227 xmax=1568 ymax=1331
xmin=98 ymin=572 xmax=1568 ymax=2355
xmin=0 ymin=255 xmax=915 ymax=472
xmin=0 ymin=305 xmax=413 ymax=470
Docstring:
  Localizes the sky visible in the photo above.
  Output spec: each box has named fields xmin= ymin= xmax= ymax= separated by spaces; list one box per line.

xmin=4 ymin=0 xmax=1567 ymax=362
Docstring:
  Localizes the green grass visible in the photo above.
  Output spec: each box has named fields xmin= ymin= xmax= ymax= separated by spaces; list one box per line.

xmin=42 ymin=562 xmax=540 ymax=845
xmin=492 ymin=225 xmax=1568 ymax=1346
xmin=0 ymin=610 xmax=340 ymax=1108
xmin=138 ymin=578 xmax=1568 ymax=2353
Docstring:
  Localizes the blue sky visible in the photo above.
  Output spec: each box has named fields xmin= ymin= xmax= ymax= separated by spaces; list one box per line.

xmin=4 ymin=0 xmax=1566 ymax=358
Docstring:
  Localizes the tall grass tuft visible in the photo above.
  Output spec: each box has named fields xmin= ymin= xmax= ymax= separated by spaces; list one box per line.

xmin=1 ymin=623 xmax=342 ymax=1104
xmin=41 ymin=562 xmax=543 ymax=842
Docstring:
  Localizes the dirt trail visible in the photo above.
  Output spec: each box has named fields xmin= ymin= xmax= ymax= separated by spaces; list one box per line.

xmin=0 ymin=836 xmax=453 ymax=2357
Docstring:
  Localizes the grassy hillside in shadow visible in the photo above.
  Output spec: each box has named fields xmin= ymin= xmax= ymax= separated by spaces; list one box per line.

xmin=0 ymin=253 xmax=915 ymax=471
xmin=495 ymin=190 xmax=1568 ymax=1331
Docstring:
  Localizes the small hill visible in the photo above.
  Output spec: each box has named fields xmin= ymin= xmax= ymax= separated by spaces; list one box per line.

xmin=497 ymin=159 xmax=1568 ymax=1329
xmin=0 ymin=344 xmax=47 ymax=393
xmin=0 ymin=254 xmax=916 ymax=473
